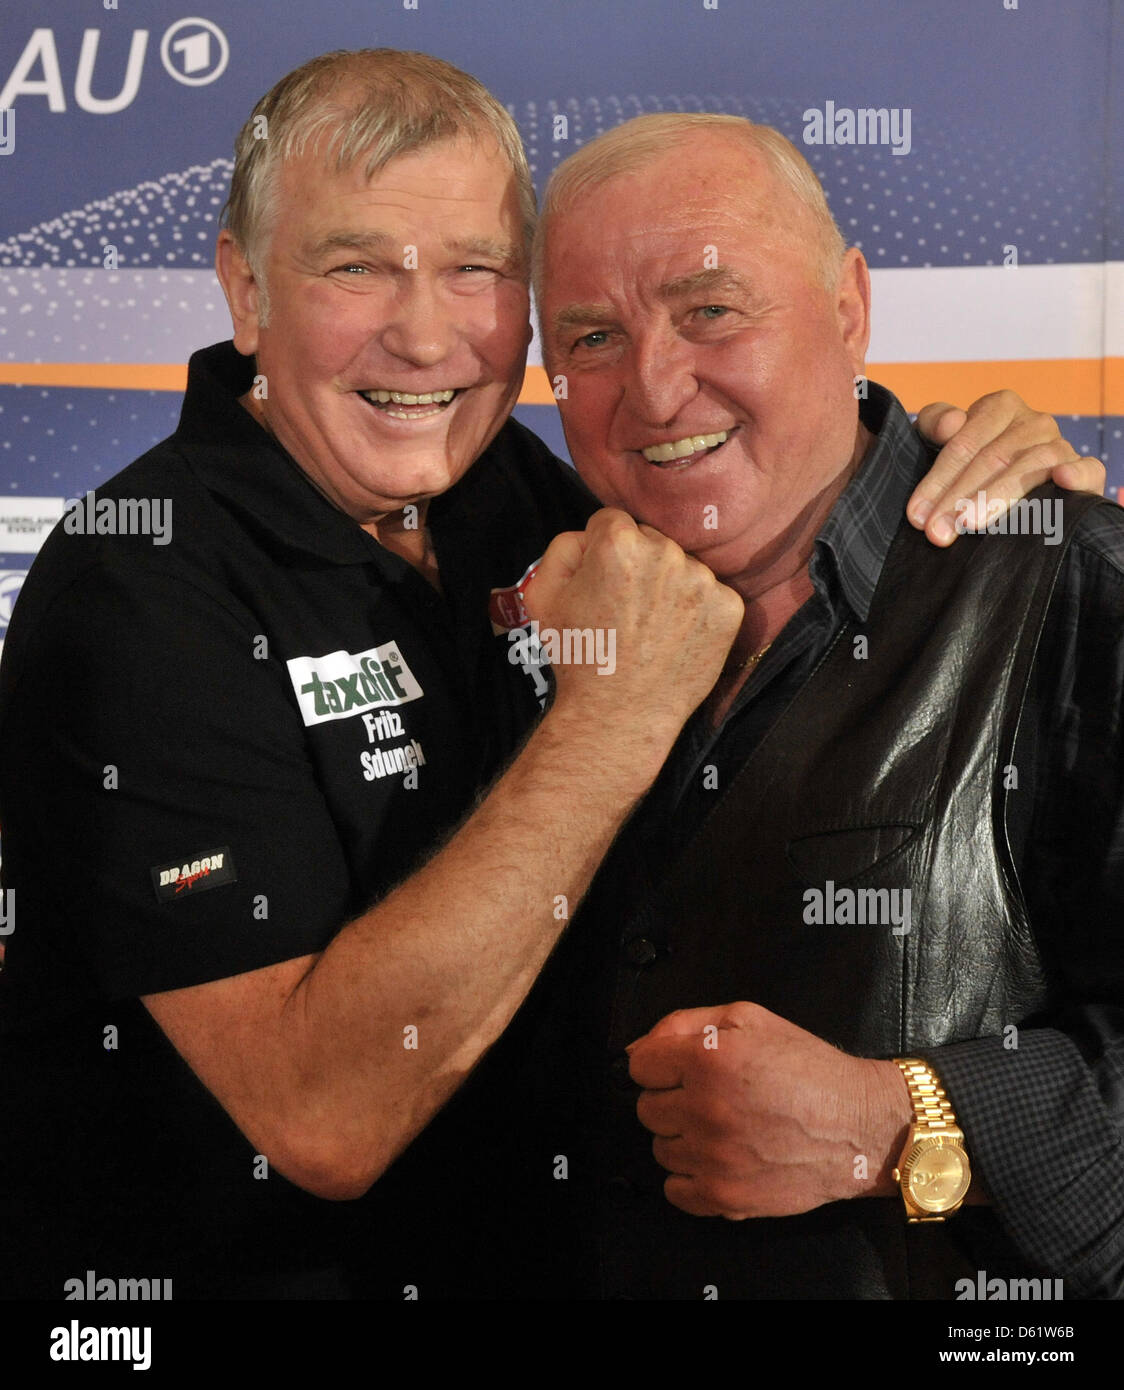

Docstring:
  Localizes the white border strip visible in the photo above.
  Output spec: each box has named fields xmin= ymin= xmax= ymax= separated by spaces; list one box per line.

xmin=1 ymin=263 xmax=1120 ymax=370
xmin=867 ymin=263 xmax=1123 ymax=363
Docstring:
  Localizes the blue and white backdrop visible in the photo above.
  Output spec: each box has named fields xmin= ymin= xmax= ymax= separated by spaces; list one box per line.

xmin=0 ymin=0 xmax=1121 ymax=649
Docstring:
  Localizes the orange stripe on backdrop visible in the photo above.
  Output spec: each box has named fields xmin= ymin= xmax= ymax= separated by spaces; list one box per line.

xmin=0 ymin=363 xmax=188 ymax=391
xmin=869 ymin=360 xmax=1116 ymax=418
xmin=0 ymin=360 xmax=1121 ymax=415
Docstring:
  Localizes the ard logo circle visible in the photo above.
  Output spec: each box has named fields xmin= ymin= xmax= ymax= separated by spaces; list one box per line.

xmin=160 ymin=18 xmax=230 ymax=87
xmin=0 ymin=571 xmax=27 ymax=631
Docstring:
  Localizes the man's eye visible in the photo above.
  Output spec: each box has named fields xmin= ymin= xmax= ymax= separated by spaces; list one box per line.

xmin=334 ymin=264 xmax=368 ymax=275
xmin=697 ymin=304 xmax=727 ymax=320
xmin=575 ymin=330 xmax=609 ymax=349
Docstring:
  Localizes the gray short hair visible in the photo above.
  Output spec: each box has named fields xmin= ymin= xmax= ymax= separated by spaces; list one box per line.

xmin=534 ymin=112 xmax=846 ymax=301
xmin=223 ymin=49 xmax=537 ymax=323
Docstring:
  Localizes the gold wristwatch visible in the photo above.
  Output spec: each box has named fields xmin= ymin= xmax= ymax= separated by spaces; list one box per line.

xmin=891 ymin=1058 xmax=972 ymax=1223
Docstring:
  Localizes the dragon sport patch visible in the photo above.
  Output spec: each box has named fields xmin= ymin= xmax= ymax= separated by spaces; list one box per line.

xmin=151 ymin=848 xmax=236 ymax=903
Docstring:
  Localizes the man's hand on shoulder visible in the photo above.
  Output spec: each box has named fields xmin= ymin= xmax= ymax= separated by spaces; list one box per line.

xmin=628 ymin=1001 xmax=911 ymax=1219
xmin=908 ymin=390 xmax=1105 ymax=546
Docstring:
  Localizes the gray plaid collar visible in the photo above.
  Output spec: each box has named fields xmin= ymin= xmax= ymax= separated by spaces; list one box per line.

xmin=812 ymin=381 xmax=934 ymax=623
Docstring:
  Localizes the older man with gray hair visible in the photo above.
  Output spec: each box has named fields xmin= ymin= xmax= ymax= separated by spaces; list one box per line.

xmin=0 ymin=51 xmax=1101 ymax=1302
xmin=0 ymin=49 xmax=744 ymax=1300
xmin=502 ymin=112 xmax=1124 ymax=1300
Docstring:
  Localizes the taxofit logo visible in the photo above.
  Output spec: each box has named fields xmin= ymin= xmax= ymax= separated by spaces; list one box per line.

xmin=286 ymin=642 xmax=424 ymax=728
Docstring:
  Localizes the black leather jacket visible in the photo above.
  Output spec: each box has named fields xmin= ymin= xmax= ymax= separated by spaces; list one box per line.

xmin=581 ymin=490 xmax=1101 ymax=1298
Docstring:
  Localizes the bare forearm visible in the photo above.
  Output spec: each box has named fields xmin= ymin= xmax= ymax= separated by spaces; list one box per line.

xmin=144 ymin=511 xmax=743 ymax=1199
xmin=264 ymin=706 xmax=668 ymax=1194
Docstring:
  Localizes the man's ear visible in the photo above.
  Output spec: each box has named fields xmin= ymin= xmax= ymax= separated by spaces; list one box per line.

xmin=836 ymin=246 xmax=871 ymax=376
xmin=215 ymin=230 xmax=263 ymax=356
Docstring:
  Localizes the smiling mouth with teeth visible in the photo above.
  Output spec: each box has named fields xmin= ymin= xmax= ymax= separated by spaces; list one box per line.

xmin=360 ymin=387 xmax=459 ymax=420
xmin=640 ymin=429 xmax=730 ymax=468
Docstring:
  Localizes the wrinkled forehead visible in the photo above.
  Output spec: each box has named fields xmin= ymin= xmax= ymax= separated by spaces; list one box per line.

xmin=274 ymin=128 xmax=507 ymax=195
xmin=541 ymin=143 xmax=812 ymax=288
xmin=540 ymin=202 xmax=815 ymax=327
xmin=265 ymin=133 xmax=527 ymax=266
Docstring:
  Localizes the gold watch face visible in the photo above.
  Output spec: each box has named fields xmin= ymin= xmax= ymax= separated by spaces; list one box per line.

xmin=905 ymin=1141 xmax=971 ymax=1212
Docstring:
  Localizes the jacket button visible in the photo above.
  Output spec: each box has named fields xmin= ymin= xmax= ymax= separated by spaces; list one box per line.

xmin=623 ymin=936 xmax=658 ymax=966
xmin=606 ymin=1176 xmax=636 ymax=1206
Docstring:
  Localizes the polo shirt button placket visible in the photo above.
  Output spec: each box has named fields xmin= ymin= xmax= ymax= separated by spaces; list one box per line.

xmin=622 ymin=936 xmax=658 ymax=967
xmin=608 ymin=1051 xmax=634 ymax=1091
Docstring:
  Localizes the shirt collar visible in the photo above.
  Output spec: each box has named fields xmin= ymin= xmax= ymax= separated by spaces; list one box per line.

xmin=810 ymin=380 xmax=936 ymax=622
xmin=173 ymin=341 xmax=390 ymax=565
xmin=174 ymin=340 xmax=523 ymax=568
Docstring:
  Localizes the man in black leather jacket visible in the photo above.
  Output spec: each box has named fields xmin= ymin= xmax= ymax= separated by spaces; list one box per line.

xmin=515 ymin=111 xmax=1124 ymax=1299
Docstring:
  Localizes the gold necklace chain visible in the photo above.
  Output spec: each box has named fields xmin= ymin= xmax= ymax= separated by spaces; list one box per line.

xmin=726 ymin=641 xmax=773 ymax=674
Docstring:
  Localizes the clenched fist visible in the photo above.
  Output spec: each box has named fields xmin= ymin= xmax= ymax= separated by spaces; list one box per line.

xmin=628 ymin=1001 xmax=912 ymax=1219
xmin=525 ymin=507 xmax=743 ymax=746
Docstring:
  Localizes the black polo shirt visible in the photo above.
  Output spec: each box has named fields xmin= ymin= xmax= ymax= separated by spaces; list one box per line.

xmin=0 ymin=340 xmax=596 ymax=1298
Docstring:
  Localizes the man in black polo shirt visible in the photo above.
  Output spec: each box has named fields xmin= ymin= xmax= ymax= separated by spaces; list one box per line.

xmin=0 ymin=50 xmax=749 ymax=1300
xmin=0 ymin=51 xmax=1098 ymax=1301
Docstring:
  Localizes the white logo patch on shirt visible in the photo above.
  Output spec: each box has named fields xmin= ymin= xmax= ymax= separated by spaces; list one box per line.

xmin=286 ymin=642 xmax=424 ymax=727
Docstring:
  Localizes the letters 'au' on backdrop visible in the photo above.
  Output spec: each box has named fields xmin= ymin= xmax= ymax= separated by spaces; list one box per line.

xmin=0 ymin=0 xmax=1120 ymax=650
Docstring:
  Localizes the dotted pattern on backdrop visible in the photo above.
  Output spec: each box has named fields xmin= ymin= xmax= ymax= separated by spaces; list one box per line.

xmin=0 ymin=162 xmax=229 ymax=272
xmin=0 ymin=96 xmax=1113 ymax=271
xmin=527 ymin=93 xmax=1113 ymax=266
